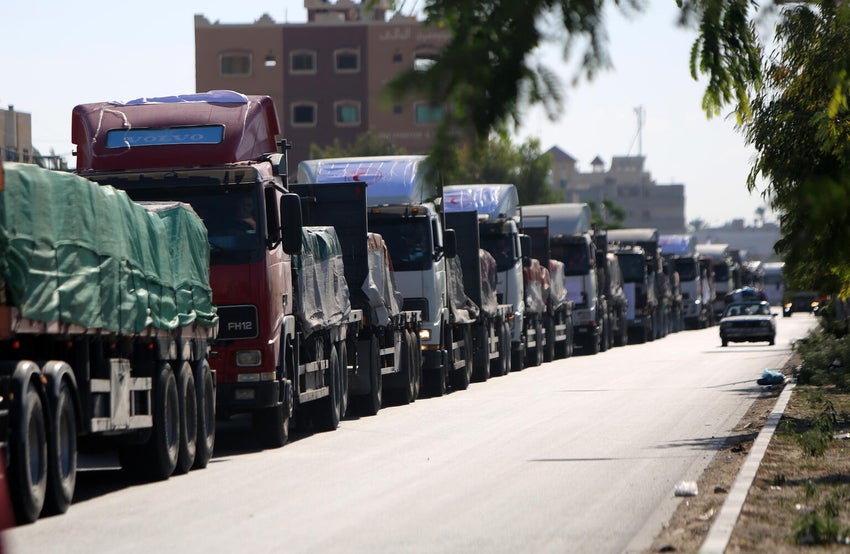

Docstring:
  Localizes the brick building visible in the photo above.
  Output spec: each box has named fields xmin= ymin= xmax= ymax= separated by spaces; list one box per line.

xmin=195 ymin=1 xmax=451 ymax=172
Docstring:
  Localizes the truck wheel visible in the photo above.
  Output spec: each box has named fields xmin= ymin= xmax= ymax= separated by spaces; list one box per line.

xmin=408 ymin=330 xmax=422 ymax=401
xmin=192 ymin=359 xmax=215 ymax=469
xmin=362 ymin=336 xmax=382 ymax=415
xmin=313 ymin=344 xmax=342 ymax=431
xmin=425 ymin=326 xmax=450 ymax=396
xmin=543 ymin=317 xmax=556 ymax=363
xmin=491 ymin=322 xmax=508 ymax=376
xmin=10 ymin=379 xmax=48 ymax=524
xmin=146 ymin=363 xmax=180 ymax=480
xmin=403 ymin=332 xmax=416 ymax=403
xmin=526 ymin=319 xmax=543 ymax=366
xmin=450 ymin=326 xmax=473 ymax=391
xmin=253 ymin=382 xmax=291 ymax=449
xmin=44 ymin=379 xmax=77 ymax=516
xmin=337 ymin=341 xmax=350 ymax=418
xmin=174 ymin=362 xmax=197 ymax=475
xmin=472 ymin=324 xmax=490 ymax=382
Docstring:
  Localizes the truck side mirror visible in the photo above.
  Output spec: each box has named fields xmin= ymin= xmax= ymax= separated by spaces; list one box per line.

xmin=442 ymin=229 xmax=457 ymax=259
xmin=520 ymin=234 xmax=532 ymax=267
xmin=280 ymin=193 xmax=303 ymax=255
xmin=264 ymin=187 xmax=282 ymax=247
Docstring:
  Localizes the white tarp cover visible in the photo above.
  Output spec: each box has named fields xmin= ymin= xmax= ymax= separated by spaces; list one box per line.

xmin=444 ymin=185 xmax=519 ymax=219
xmin=548 ymin=260 xmax=568 ymax=310
xmin=447 ymin=256 xmax=479 ymax=324
xmin=292 ymin=226 xmax=352 ymax=335
xmin=296 ymin=156 xmax=437 ymax=205
xmin=524 ymin=259 xmax=546 ymax=315
xmin=478 ymin=249 xmax=499 ymax=317
xmin=522 ymin=204 xmax=591 ymax=236
xmin=659 ymin=234 xmax=696 ymax=256
xmin=362 ymin=232 xmax=404 ymax=326
xmin=565 ymin=275 xmax=585 ymax=305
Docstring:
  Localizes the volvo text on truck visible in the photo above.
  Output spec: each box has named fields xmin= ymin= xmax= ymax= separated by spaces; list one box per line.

xmin=0 ymin=162 xmax=217 ymax=523
xmin=72 ymin=91 xmax=362 ymax=449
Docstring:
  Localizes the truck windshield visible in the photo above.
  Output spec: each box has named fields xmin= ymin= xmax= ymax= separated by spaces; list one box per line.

xmin=618 ymin=254 xmax=646 ymax=282
xmin=368 ymin=216 xmax=433 ymax=271
xmin=480 ymin=235 xmax=517 ymax=272
xmin=123 ymin=187 xmax=264 ymax=265
xmin=713 ymin=263 xmax=730 ymax=281
xmin=674 ymin=258 xmax=698 ymax=281
xmin=551 ymin=243 xmax=591 ymax=276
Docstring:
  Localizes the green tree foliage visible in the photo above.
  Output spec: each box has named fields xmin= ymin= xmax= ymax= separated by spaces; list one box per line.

xmin=744 ymin=1 xmax=850 ymax=297
xmin=309 ymin=130 xmax=403 ymax=159
xmin=447 ymin=134 xmax=560 ymax=205
xmin=587 ymin=199 xmax=627 ymax=229
xmin=384 ymin=0 xmax=762 ymax=174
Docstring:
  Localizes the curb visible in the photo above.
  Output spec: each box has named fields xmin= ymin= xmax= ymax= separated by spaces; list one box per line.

xmin=698 ymin=380 xmax=796 ymax=553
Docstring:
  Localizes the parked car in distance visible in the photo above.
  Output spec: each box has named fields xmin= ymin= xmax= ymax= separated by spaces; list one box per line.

xmin=783 ymin=291 xmax=820 ymax=317
xmin=719 ymin=301 xmax=777 ymax=347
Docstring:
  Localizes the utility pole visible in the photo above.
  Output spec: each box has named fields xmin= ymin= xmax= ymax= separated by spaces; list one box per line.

xmin=634 ymin=106 xmax=644 ymax=157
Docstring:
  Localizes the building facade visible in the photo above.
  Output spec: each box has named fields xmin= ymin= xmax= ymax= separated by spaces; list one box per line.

xmin=195 ymin=1 xmax=451 ymax=171
xmin=1 ymin=105 xmax=33 ymax=164
xmin=545 ymin=147 xmax=687 ymax=233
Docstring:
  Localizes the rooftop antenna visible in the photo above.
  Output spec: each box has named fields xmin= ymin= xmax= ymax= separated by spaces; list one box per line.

xmin=628 ymin=106 xmax=645 ymax=156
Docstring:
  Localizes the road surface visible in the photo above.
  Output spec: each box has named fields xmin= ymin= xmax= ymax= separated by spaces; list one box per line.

xmin=6 ymin=313 xmax=817 ymax=553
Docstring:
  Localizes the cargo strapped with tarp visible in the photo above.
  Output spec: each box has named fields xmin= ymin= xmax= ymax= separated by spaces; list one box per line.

xmin=444 ymin=184 xmax=519 ymax=220
xmin=290 ymin=181 xmax=414 ymax=330
xmin=547 ymin=260 xmax=569 ymax=311
xmin=524 ymin=259 xmax=547 ymax=315
xmin=297 ymin=156 xmax=437 ymax=205
xmin=292 ymin=226 xmax=353 ymax=336
xmin=0 ymin=162 xmax=217 ymax=337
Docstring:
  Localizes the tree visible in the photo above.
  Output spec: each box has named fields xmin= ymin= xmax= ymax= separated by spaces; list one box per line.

xmin=384 ymin=0 xmax=762 ymax=175
xmin=447 ymin=133 xmax=559 ymax=205
xmin=743 ymin=1 xmax=850 ymax=297
xmin=309 ymin=130 xmax=403 ymax=159
xmin=688 ymin=218 xmax=708 ymax=233
xmin=588 ymin=199 xmax=627 ymax=229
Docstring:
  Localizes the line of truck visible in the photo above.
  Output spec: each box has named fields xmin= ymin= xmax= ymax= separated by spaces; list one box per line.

xmin=0 ymin=91 xmax=729 ymax=524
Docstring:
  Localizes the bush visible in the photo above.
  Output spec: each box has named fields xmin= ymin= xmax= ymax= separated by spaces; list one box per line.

xmin=794 ymin=328 xmax=850 ymax=389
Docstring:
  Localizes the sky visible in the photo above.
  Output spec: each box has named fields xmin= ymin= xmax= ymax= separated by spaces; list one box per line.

xmin=2 ymin=1 xmax=773 ymax=227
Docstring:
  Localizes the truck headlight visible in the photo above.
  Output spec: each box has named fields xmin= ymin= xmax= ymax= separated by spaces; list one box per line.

xmin=235 ymin=350 xmax=262 ymax=367
xmin=419 ymin=329 xmax=431 ymax=341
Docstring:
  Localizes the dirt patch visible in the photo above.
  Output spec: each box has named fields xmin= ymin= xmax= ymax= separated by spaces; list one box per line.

xmin=647 ymin=352 xmax=850 ymax=553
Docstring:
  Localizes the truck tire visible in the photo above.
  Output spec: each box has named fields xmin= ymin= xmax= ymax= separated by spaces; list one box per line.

xmin=543 ymin=316 xmax=556 ymax=363
xmin=406 ymin=330 xmax=422 ymax=401
xmin=313 ymin=344 xmax=342 ymax=431
xmin=337 ymin=340 xmax=350 ymax=418
xmin=491 ymin=322 xmax=509 ymax=377
xmin=192 ymin=359 xmax=215 ymax=469
xmin=425 ymin=326 xmax=450 ymax=397
xmin=10 ymin=379 xmax=48 ymax=524
xmin=175 ymin=362 xmax=197 ymax=475
xmin=450 ymin=326 xmax=473 ymax=391
xmin=526 ymin=319 xmax=543 ymax=366
xmin=472 ymin=324 xmax=490 ymax=383
xmin=146 ymin=362 xmax=181 ymax=481
xmin=362 ymin=336 xmax=382 ymax=416
xmin=44 ymin=379 xmax=77 ymax=516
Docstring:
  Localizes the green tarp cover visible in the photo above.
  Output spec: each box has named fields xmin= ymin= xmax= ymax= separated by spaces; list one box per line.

xmin=292 ymin=226 xmax=351 ymax=335
xmin=0 ymin=162 xmax=217 ymax=335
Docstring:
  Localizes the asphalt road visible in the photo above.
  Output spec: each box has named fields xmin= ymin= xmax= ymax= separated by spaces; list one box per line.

xmin=6 ymin=313 xmax=817 ymax=554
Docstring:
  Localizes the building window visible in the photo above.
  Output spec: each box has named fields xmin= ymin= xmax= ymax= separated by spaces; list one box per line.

xmin=334 ymin=101 xmax=361 ymax=126
xmin=393 ymin=104 xmax=403 ymax=115
xmin=414 ymin=103 xmax=443 ymax=125
xmin=291 ymin=103 xmax=317 ymax=127
xmin=393 ymin=51 xmax=403 ymax=63
xmin=220 ymin=51 xmax=252 ymax=77
xmin=334 ymin=49 xmax=360 ymax=73
xmin=290 ymin=50 xmax=316 ymax=74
